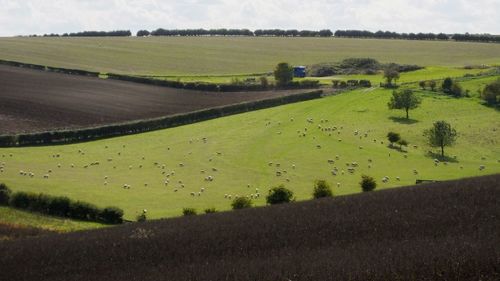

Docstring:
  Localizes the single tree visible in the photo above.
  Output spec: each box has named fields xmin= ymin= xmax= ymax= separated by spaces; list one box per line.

xmin=424 ymin=121 xmax=458 ymax=157
xmin=313 ymin=180 xmax=333 ymax=198
xmin=383 ymin=67 xmax=400 ymax=87
xmin=360 ymin=175 xmax=377 ymax=192
xmin=429 ymin=80 xmax=437 ymax=91
xmin=231 ymin=197 xmax=253 ymax=209
xmin=266 ymin=185 xmax=294 ymax=204
xmin=419 ymin=81 xmax=426 ymax=90
xmin=387 ymin=132 xmax=401 ymax=147
xmin=388 ymin=89 xmax=422 ymax=119
xmin=274 ymin=62 xmax=294 ymax=86
xmin=481 ymin=79 xmax=500 ymax=105
xmin=442 ymin=77 xmax=453 ymax=94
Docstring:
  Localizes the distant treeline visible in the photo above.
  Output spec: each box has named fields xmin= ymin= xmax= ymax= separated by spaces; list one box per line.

xmin=27 ymin=28 xmax=499 ymax=43
xmin=334 ymin=30 xmax=500 ymax=43
xmin=33 ymin=30 xmax=132 ymax=37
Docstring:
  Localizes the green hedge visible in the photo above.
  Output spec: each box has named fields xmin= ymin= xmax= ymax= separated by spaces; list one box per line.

xmin=0 ymin=90 xmax=323 ymax=147
xmin=7 ymin=189 xmax=123 ymax=224
xmin=0 ymin=59 xmax=99 ymax=77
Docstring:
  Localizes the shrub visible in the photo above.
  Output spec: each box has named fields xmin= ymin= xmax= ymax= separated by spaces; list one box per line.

xmin=136 ymin=210 xmax=147 ymax=222
xmin=266 ymin=186 xmax=294 ymax=205
xmin=387 ymin=132 xmax=401 ymax=146
xmin=47 ymin=196 xmax=71 ymax=217
xmin=0 ymin=183 xmax=11 ymax=205
xmin=274 ymin=62 xmax=294 ymax=86
xmin=450 ymin=82 xmax=463 ymax=97
xmin=442 ymin=77 xmax=453 ymax=94
xmin=204 ymin=207 xmax=218 ymax=214
xmin=99 ymin=207 xmax=124 ymax=224
xmin=419 ymin=81 xmax=426 ymax=90
xmin=481 ymin=79 xmax=500 ymax=105
xmin=429 ymin=80 xmax=437 ymax=91
xmin=231 ymin=197 xmax=253 ymax=209
xmin=313 ymin=180 xmax=333 ymax=199
xmin=259 ymin=76 xmax=269 ymax=88
xmin=69 ymin=201 xmax=100 ymax=221
xmin=361 ymin=175 xmax=377 ymax=192
xmin=359 ymin=80 xmax=372 ymax=87
xmin=9 ymin=192 xmax=35 ymax=209
xmin=183 ymin=208 xmax=197 ymax=216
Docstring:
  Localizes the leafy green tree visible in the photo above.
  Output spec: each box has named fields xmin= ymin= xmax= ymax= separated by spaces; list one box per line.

xmin=231 ymin=197 xmax=253 ymax=209
xmin=481 ymin=79 xmax=500 ymax=105
xmin=388 ymin=89 xmax=422 ymax=119
xmin=266 ymin=185 xmax=294 ymax=204
xmin=0 ymin=183 xmax=11 ymax=205
xmin=387 ymin=132 xmax=401 ymax=146
xmin=274 ymin=63 xmax=294 ymax=86
xmin=313 ymin=180 xmax=333 ymax=198
xmin=429 ymin=80 xmax=437 ymax=91
xmin=419 ymin=81 xmax=426 ymax=90
xmin=442 ymin=78 xmax=453 ymax=94
xmin=360 ymin=175 xmax=377 ymax=192
xmin=424 ymin=121 xmax=458 ymax=157
xmin=383 ymin=66 xmax=400 ymax=86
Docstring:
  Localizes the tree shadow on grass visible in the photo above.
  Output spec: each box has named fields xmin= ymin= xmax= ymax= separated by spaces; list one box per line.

xmin=389 ymin=116 xmax=419 ymax=124
xmin=425 ymin=151 xmax=459 ymax=163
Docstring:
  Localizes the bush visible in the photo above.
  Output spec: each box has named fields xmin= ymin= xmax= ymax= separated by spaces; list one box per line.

xmin=442 ymin=77 xmax=453 ymax=94
xmin=69 ymin=201 xmax=100 ymax=221
xmin=0 ymin=183 xmax=11 ymax=205
xmin=183 ymin=208 xmax=197 ymax=216
xmin=274 ymin=63 xmax=294 ymax=86
xmin=9 ymin=192 xmax=34 ymax=209
xmin=47 ymin=196 xmax=71 ymax=217
xmin=387 ymin=132 xmax=401 ymax=146
xmin=313 ymin=180 xmax=333 ymax=199
xmin=361 ymin=175 xmax=377 ymax=192
xmin=259 ymin=76 xmax=269 ymax=88
xmin=266 ymin=186 xmax=294 ymax=205
xmin=481 ymin=79 xmax=500 ymax=105
xmin=136 ymin=210 xmax=147 ymax=222
xmin=231 ymin=197 xmax=253 ymax=210
xmin=359 ymin=80 xmax=372 ymax=87
xmin=450 ymin=82 xmax=463 ymax=97
xmin=204 ymin=207 xmax=218 ymax=214
xmin=99 ymin=207 xmax=124 ymax=224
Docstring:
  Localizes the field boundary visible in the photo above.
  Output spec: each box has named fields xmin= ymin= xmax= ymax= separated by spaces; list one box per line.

xmin=0 ymin=90 xmax=323 ymax=147
xmin=0 ymin=59 xmax=100 ymax=77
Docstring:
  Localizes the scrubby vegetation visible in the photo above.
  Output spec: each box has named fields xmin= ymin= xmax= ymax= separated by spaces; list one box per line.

xmin=231 ymin=197 xmax=253 ymax=209
xmin=312 ymin=180 xmax=333 ymax=198
xmin=481 ymin=79 xmax=500 ymax=105
xmin=360 ymin=175 xmax=377 ymax=192
xmin=266 ymin=186 xmax=294 ymax=205
xmin=307 ymin=58 xmax=421 ymax=77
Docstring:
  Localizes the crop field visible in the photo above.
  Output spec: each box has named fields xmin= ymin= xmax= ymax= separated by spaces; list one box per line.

xmin=0 ymin=75 xmax=498 ymax=220
xmin=0 ymin=37 xmax=499 ymax=76
xmin=0 ymin=175 xmax=498 ymax=281
xmin=0 ymin=65 xmax=308 ymax=134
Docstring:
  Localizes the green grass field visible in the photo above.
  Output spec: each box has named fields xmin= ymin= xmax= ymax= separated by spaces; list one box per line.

xmin=1 ymin=37 xmax=499 ymax=76
xmin=1 ymin=76 xmax=498 ymax=220
xmin=0 ymin=206 xmax=106 ymax=232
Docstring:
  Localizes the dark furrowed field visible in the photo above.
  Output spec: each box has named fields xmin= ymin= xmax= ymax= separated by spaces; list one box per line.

xmin=0 ymin=65 xmax=307 ymax=134
xmin=0 ymin=175 xmax=498 ymax=281
xmin=0 ymin=223 xmax=54 ymax=241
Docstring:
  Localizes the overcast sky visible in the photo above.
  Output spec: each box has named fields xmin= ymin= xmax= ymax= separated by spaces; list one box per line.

xmin=0 ymin=0 xmax=498 ymax=36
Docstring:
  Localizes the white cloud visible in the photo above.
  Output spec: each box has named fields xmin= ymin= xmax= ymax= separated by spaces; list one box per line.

xmin=0 ymin=0 xmax=498 ymax=36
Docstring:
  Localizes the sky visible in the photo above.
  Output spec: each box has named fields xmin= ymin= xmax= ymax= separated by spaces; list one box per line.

xmin=0 ymin=0 xmax=498 ymax=36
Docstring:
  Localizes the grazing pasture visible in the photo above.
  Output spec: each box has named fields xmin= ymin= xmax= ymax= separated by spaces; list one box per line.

xmin=0 ymin=37 xmax=499 ymax=76
xmin=0 ymin=76 xmax=498 ymax=219
xmin=0 ymin=65 xmax=308 ymax=134
xmin=0 ymin=175 xmax=498 ymax=281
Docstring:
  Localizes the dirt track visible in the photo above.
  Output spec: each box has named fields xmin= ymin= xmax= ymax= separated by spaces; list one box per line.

xmin=0 ymin=65 xmax=306 ymax=134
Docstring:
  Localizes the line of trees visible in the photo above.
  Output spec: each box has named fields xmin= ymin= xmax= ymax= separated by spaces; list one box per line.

xmin=147 ymin=28 xmax=333 ymax=37
xmin=37 ymin=30 xmax=132 ymax=37
xmin=29 ymin=29 xmax=499 ymax=42
xmin=334 ymin=30 xmax=500 ymax=43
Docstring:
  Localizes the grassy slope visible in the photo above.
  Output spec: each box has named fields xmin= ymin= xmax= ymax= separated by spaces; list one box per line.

xmin=0 ymin=76 xmax=498 ymax=220
xmin=0 ymin=206 xmax=106 ymax=232
xmin=1 ymin=37 xmax=499 ymax=75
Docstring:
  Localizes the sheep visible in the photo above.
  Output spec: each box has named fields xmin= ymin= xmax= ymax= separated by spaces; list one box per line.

xmin=331 ymin=170 xmax=337 ymax=176
xmin=316 ymin=145 xmax=322 ymax=149
xmin=368 ymin=164 xmax=372 ymax=169
xmin=201 ymin=188 xmax=205 ymax=192
xmin=328 ymin=159 xmax=335 ymax=164
xmin=404 ymin=154 xmax=408 ymax=159
xmin=190 ymin=192 xmax=195 ymax=196
xmin=201 ymin=170 xmax=206 ymax=174
xmin=368 ymin=159 xmax=373 ymax=163
xmin=104 ymin=181 xmax=108 ymax=186
xmin=198 ymin=192 xmax=201 ymax=196
xmin=337 ymin=183 xmax=341 ymax=187
xmin=286 ymin=178 xmax=290 ymax=182
xmin=335 ymin=155 xmax=340 ymax=160
xmin=129 ymin=165 xmax=133 ymax=170
xmin=43 ymin=174 xmax=49 ymax=179
xmin=396 ymin=177 xmax=401 ymax=181
xmin=144 ymin=183 xmax=148 ymax=187
xmin=57 ymin=164 xmax=61 ymax=168
xmin=413 ymin=169 xmax=419 ymax=175
xmin=268 ymin=162 xmax=273 ymax=166
xmin=228 ymin=195 xmax=232 ymax=199
xmin=48 ymin=169 xmax=52 ymax=173
xmin=164 ymin=181 xmax=169 ymax=186
xmin=479 ymin=165 xmax=486 ymax=171
xmin=174 ymin=189 xmax=178 ymax=192
xmin=212 ymin=168 xmax=218 ymax=172
xmin=104 ymin=176 xmax=108 ymax=180
xmin=292 ymin=164 xmax=296 ymax=169
xmin=276 ymin=171 xmax=282 ymax=177
xmin=338 ymin=139 xmax=342 ymax=142
xmin=179 ymin=163 xmax=184 ymax=167
xmin=224 ymin=194 xmax=228 ymax=198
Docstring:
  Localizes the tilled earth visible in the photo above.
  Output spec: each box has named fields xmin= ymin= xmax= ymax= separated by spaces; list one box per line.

xmin=0 ymin=65 xmax=306 ymax=134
